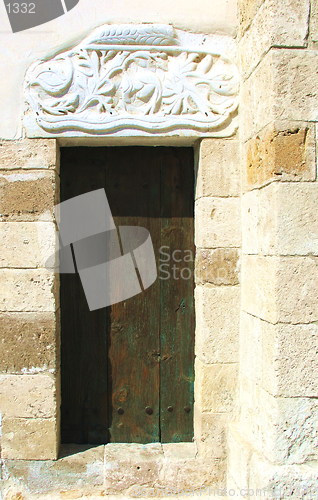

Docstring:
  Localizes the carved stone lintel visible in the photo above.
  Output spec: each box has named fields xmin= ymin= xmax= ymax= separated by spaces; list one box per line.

xmin=24 ymin=24 xmax=239 ymax=138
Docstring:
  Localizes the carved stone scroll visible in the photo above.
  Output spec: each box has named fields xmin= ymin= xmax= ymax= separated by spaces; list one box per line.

xmin=24 ymin=24 xmax=239 ymax=137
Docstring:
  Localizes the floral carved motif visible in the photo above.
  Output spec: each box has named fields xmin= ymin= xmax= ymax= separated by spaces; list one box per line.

xmin=24 ymin=24 xmax=239 ymax=136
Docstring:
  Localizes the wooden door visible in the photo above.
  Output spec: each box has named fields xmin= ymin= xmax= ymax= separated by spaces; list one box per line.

xmin=60 ymin=147 xmax=194 ymax=444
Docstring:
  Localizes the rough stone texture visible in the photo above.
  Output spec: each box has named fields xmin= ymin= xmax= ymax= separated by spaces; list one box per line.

xmin=239 ymin=0 xmax=310 ymax=78
xmin=0 ymin=222 xmax=56 ymax=268
xmin=195 ymin=248 xmax=240 ymax=285
xmin=195 ymin=197 xmax=241 ymax=248
xmin=241 ymin=311 xmax=318 ymax=398
xmin=239 ymin=379 xmax=318 ymax=465
xmin=238 ymin=0 xmax=265 ymax=35
xmin=0 ymin=171 xmax=56 ymax=222
xmin=241 ymin=255 xmax=318 ymax=323
xmin=195 ymin=285 xmax=240 ymax=363
xmin=2 ymin=445 xmax=105 ymax=497
xmin=0 ymin=139 xmax=58 ymax=171
xmin=249 ymin=455 xmax=318 ymax=499
xmin=226 ymin=425 xmax=252 ymax=491
xmin=310 ymin=0 xmax=318 ymax=45
xmin=242 ymin=182 xmax=318 ymax=256
xmin=195 ymin=139 xmax=240 ymax=198
xmin=240 ymin=50 xmax=318 ymax=142
xmin=104 ymin=443 xmax=224 ymax=495
xmin=262 ymin=320 xmax=318 ymax=398
xmin=0 ymin=269 xmax=57 ymax=312
xmin=195 ymin=359 xmax=238 ymax=412
xmin=0 ymin=374 xmax=56 ymax=418
xmin=0 ymin=312 xmax=57 ymax=373
xmin=194 ymin=405 xmax=228 ymax=460
xmin=2 ymin=417 xmax=58 ymax=460
xmin=260 ymin=393 xmax=318 ymax=465
xmin=239 ymin=311 xmax=263 ymax=385
xmin=104 ymin=443 xmax=163 ymax=494
xmin=243 ymin=122 xmax=316 ymax=190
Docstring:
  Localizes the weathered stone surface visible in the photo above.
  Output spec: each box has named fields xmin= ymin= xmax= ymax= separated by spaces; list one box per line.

xmin=242 ymin=182 xmax=318 ymax=256
xmin=194 ymin=405 xmax=228 ymax=459
xmin=0 ymin=374 xmax=55 ymax=418
xmin=262 ymin=321 xmax=318 ymax=398
xmin=241 ymin=50 xmax=318 ymax=142
xmin=239 ymin=312 xmax=263 ymax=385
xmin=195 ymin=139 xmax=240 ymax=198
xmin=0 ymin=269 xmax=57 ymax=312
xmin=0 ymin=139 xmax=57 ymax=170
xmin=311 ymin=0 xmax=318 ymax=44
xmin=241 ymin=311 xmax=318 ymax=397
xmin=2 ymin=417 xmax=58 ymax=460
xmin=259 ymin=391 xmax=318 ymax=465
xmin=0 ymin=312 xmax=57 ymax=373
xmin=195 ymin=248 xmax=240 ymax=285
xmin=249 ymin=454 xmax=318 ymax=497
xmin=104 ymin=443 xmax=163 ymax=494
xmin=195 ymin=285 xmax=240 ymax=363
xmin=0 ymin=171 xmax=56 ymax=221
xmin=162 ymin=442 xmax=197 ymax=459
xmin=195 ymin=359 xmax=238 ymax=412
xmin=0 ymin=222 xmax=56 ymax=268
xmin=243 ymin=122 xmax=316 ymax=190
xmin=239 ymin=0 xmax=310 ymax=77
xmin=238 ymin=0 xmax=265 ymax=35
xmin=3 ymin=445 xmax=104 ymax=496
xmin=227 ymin=425 xmax=252 ymax=490
xmin=195 ymin=197 xmax=241 ymax=248
xmin=241 ymin=255 xmax=318 ymax=323
xmin=156 ymin=456 xmax=225 ymax=495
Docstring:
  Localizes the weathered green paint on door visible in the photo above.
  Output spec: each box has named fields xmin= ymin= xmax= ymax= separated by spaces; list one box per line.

xmin=60 ymin=147 xmax=194 ymax=444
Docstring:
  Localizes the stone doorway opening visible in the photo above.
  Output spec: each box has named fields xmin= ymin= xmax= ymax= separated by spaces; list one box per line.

xmin=60 ymin=146 xmax=195 ymax=446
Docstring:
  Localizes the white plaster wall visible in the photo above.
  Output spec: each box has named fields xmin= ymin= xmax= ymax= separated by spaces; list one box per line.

xmin=0 ymin=0 xmax=237 ymax=139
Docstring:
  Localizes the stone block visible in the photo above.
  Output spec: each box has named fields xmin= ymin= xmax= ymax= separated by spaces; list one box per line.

xmin=239 ymin=312 xmax=263 ymax=385
xmin=195 ymin=285 xmax=240 ymax=363
xmin=0 ymin=139 xmax=57 ymax=170
xmin=0 ymin=171 xmax=56 ymax=221
xmin=0 ymin=269 xmax=57 ymax=312
xmin=0 ymin=374 xmax=56 ymax=418
xmin=195 ymin=139 xmax=240 ymax=198
xmin=242 ymin=182 xmax=318 ymax=256
xmin=0 ymin=222 xmax=56 ymax=268
xmin=258 ymin=390 xmax=318 ymax=465
xmin=195 ymin=248 xmax=240 ymax=285
xmin=243 ymin=122 xmax=316 ymax=190
xmin=195 ymin=197 xmax=241 ymax=248
xmin=0 ymin=312 xmax=57 ymax=373
xmin=2 ymin=417 xmax=58 ymax=460
xmin=104 ymin=443 xmax=163 ymax=494
xmin=241 ymin=255 xmax=318 ymax=323
xmin=249 ymin=455 xmax=318 ymax=497
xmin=195 ymin=359 xmax=238 ymax=412
xmin=262 ymin=321 xmax=318 ymax=398
xmin=238 ymin=0 xmax=265 ymax=35
xmin=239 ymin=0 xmax=310 ymax=78
xmin=194 ymin=405 xmax=228 ymax=459
xmin=311 ymin=0 xmax=318 ymax=44
xmin=3 ymin=445 xmax=104 ymax=496
xmin=241 ymin=50 xmax=318 ymax=142
xmin=227 ymin=424 xmax=252 ymax=491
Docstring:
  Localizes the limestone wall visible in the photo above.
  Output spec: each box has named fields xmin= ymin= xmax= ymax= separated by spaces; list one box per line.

xmin=228 ymin=0 xmax=318 ymax=495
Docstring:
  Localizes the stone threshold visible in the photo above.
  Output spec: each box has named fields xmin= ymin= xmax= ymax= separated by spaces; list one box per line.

xmin=1 ymin=442 xmax=225 ymax=499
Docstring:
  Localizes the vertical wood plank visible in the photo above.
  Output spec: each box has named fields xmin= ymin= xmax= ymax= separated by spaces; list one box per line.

xmin=60 ymin=148 xmax=109 ymax=444
xmin=159 ymin=148 xmax=195 ymax=442
xmin=106 ymin=148 xmax=161 ymax=443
